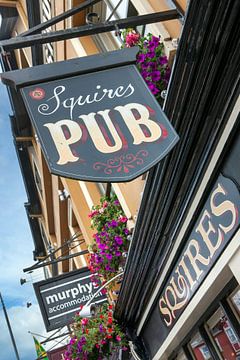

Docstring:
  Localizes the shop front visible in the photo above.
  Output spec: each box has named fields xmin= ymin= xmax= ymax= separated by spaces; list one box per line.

xmin=140 ymin=134 xmax=240 ymax=358
xmin=114 ymin=0 xmax=240 ymax=359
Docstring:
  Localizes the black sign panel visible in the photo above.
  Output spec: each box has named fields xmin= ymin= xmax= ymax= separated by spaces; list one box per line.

xmin=142 ymin=174 xmax=240 ymax=358
xmin=34 ymin=268 xmax=107 ymax=331
xmin=21 ymin=65 xmax=178 ymax=182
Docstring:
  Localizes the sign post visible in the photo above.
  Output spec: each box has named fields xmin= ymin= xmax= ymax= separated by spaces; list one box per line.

xmin=34 ymin=268 xmax=107 ymax=331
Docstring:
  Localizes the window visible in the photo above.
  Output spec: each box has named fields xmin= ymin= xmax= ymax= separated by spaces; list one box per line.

xmin=199 ymin=345 xmax=212 ymax=360
xmin=92 ymin=1 xmax=147 ymax=52
xmin=171 ymin=282 xmax=240 ymax=360
xmin=40 ymin=0 xmax=55 ymax=63
xmin=206 ymin=307 xmax=240 ymax=359
xmin=97 ymin=183 xmax=115 ymax=197
xmin=224 ymin=327 xmax=240 ymax=349
xmin=229 ymin=288 xmax=240 ymax=318
xmin=39 ymin=222 xmax=50 ymax=248
xmin=189 ymin=333 xmax=213 ymax=360
xmin=33 ymin=162 xmax=43 ymax=197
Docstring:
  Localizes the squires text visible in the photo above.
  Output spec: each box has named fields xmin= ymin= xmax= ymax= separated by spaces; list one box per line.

xmin=159 ymin=180 xmax=238 ymax=327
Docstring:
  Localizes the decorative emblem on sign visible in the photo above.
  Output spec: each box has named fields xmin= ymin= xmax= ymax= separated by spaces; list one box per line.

xmin=93 ymin=150 xmax=148 ymax=174
xmin=29 ymin=87 xmax=45 ymax=100
xmin=21 ymin=65 xmax=178 ymax=182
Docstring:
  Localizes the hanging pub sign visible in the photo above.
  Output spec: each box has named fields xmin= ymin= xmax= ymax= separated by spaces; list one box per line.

xmin=21 ymin=64 xmax=178 ymax=182
xmin=34 ymin=268 xmax=107 ymax=331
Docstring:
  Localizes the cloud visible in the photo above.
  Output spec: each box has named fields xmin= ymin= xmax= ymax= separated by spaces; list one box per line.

xmin=0 ymin=304 xmax=69 ymax=360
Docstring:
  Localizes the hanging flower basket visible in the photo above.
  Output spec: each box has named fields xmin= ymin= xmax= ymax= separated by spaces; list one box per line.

xmin=122 ymin=29 xmax=171 ymax=102
xmin=88 ymin=196 xmax=129 ymax=287
xmin=64 ymin=304 xmax=129 ymax=360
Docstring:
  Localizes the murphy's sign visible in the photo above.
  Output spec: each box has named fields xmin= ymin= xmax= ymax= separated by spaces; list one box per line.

xmin=21 ymin=65 xmax=178 ymax=182
xmin=159 ymin=175 xmax=240 ymax=328
xmin=34 ymin=268 xmax=107 ymax=331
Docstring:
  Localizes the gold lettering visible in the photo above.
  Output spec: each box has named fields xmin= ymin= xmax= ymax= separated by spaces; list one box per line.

xmin=170 ymin=267 xmax=190 ymax=312
xmin=44 ymin=119 xmax=82 ymax=165
xmin=185 ymin=239 xmax=210 ymax=281
xmin=159 ymin=297 xmax=173 ymax=327
xmin=170 ymin=267 xmax=189 ymax=302
xmin=80 ymin=110 xmax=122 ymax=153
xmin=211 ymin=183 xmax=237 ymax=234
xmin=115 ymin=103 xmax=162 ymax=145
xmin=165 ymin=285 xmax=178 ymax=319
xmin=196 ymin=209 xmax=223 ymax=258
xmin=178 ymin=256 xmax=197 ymax=289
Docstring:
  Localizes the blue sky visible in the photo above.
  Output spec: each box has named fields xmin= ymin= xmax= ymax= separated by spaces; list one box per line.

xmin=0 ymin=78 xmax=66 ymax=359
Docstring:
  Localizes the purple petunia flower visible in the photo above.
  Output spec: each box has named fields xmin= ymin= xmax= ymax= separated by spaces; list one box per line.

xmin=137 ymin=53 xmax=146 ymax=63
xmin=164 ymin=67 xmax=171 ymax=81
xmin=115 ymin=251 xmax=122 ymax=257
xmin=106 ymin=253 xmax=113 ymax=260
xmin=151 ymin=70 xmax=161 ymax=82
xmin=146 ymin=51 xmax=155 ymax=59
xmin=115 ymin=236 xmax=123 ymax=245
xmin=159 ymin=56 xmax=168 ymax=65
xmin=152 ymin=35 xmax=160 ymax=44
xmin=95 ymin=255 xmax=103 ymax=264
xmin=124 ymin=228 xmax=129 ymax=235
xmin=98 ymin=243 xmax=106 ymax=250
xmin=141 ymin=70 xmax=149 ymax=79
xmin=148 ymin=83 xmax=160 ymax=95
xmin=147 ymin=61 xmax=157 ymax=69
xmin=109 ymin=220 xmax=118 ymax=228
xmin=140 ymin=62 xmax=149 ymax=70
xmin=148 ymin=39 xmax=159 ymax=51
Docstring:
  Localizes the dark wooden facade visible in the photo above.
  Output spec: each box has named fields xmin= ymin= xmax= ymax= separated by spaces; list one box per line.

xmin=115 ymin=0 xmax=240 ymax=358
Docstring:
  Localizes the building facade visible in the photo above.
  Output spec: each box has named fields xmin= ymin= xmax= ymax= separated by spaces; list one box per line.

xmin=1 ymin=0 xmax=240 ymax=359
xmin=0 ymin=0 xmax=184 ymax=274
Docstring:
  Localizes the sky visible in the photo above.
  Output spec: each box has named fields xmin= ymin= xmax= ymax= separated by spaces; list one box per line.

xmin=0 ymin=78 xmax=67 ymax=359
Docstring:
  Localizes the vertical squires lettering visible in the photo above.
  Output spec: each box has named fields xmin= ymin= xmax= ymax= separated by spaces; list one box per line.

xmin=210 ymin=183 xmax=237 ymax=234
xmin=159 ymin=180 xmax=238 ymax=327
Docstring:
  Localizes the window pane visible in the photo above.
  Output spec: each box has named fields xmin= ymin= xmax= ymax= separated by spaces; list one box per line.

xmin=229 ymin=288 xmax=240 ymax=318
xmin=33 ymin=162 xmax=43 ymax=197
xmin=97 ymin=183 xmax=115 ymax=197
xmin=207 ymin=307 xmax=240 ymax=359
xmin=189 ymin=332 xmax=213 ymax=360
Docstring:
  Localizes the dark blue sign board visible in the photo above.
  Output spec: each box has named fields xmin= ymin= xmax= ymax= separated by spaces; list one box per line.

xmin=21 ymin=65 xmax=178 ymax=182
xmin=142 ymin=174 xmax=240 ymax=358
